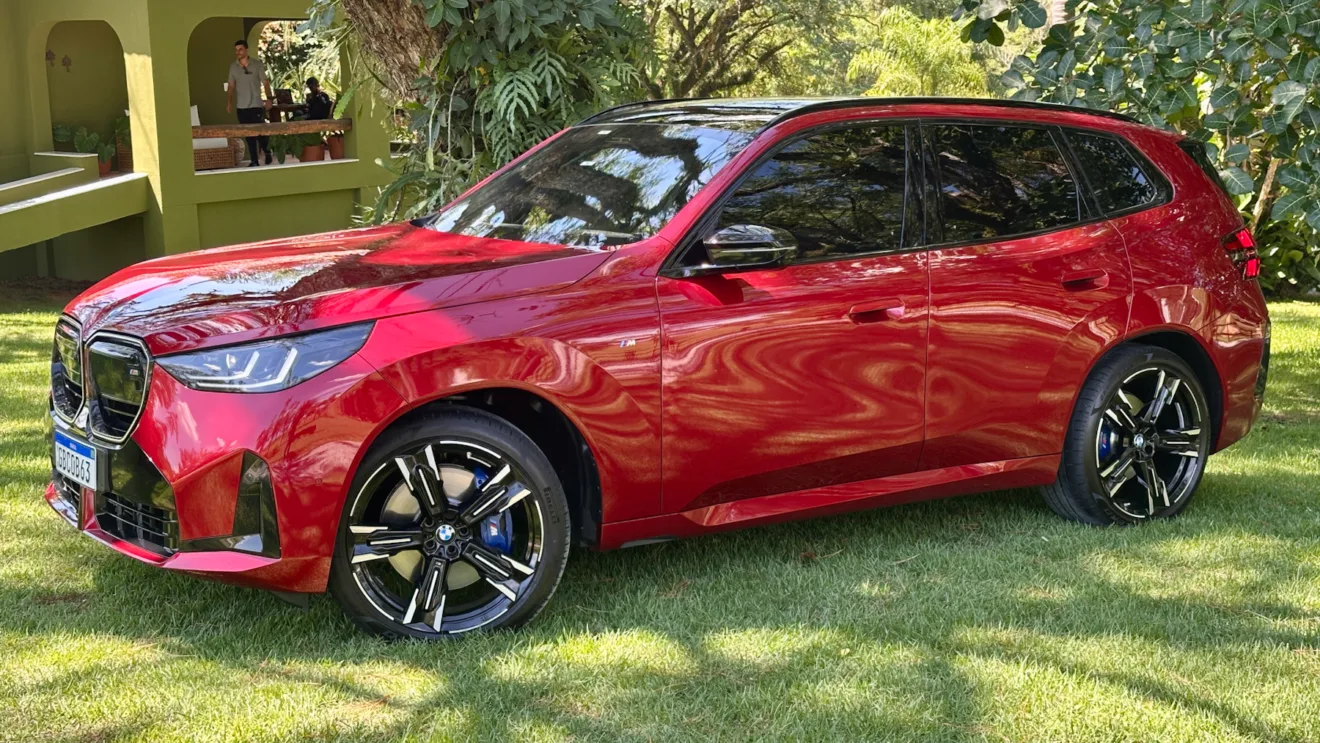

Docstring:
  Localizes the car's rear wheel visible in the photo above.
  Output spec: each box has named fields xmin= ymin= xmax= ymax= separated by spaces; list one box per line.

xmin=329 ymin=408 xmax=570 ymax=638
xmin=1043 ymin=345 xmax=1212 ymax=525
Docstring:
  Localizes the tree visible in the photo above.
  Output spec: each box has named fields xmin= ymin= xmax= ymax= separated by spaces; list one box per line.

xmin=848 ymin=6 xmax=990 ymax=96
xmin=309 ymin=0 xmax=642 ymax=221
xmin=626 ymin=0 xmax=836 ymax=98
xmin=954 ymin=0 xmax=1320 ymax=293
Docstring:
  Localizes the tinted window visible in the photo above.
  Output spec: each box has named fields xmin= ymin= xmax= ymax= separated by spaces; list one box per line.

xmin=423 ymin=124 xmax=754 ymax=248
xmin=928 ymin=124 xmax=1079 ymax=243
xmin=716 ymin=125 xmax=910 ymax=262
xmin=1068 ymin=131 xmax=1163 ymax=214
xmin=1178 ymin=139 xmax=1233 ymax=198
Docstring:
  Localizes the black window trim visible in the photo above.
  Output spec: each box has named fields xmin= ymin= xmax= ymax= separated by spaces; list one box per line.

xmin=659 ymin=115 xmax=1176 ymax=276
xmin=1058 ymin=126 xmax=1173 ymax=221
xmin=919 ymin=118 xmax=1095 ymax=251
xmin=658 ymin=118 xmax=925 ymax=278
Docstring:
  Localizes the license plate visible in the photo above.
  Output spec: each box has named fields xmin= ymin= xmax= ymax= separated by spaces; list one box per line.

xmin=54 ymin=431 xmax=100 ymax=491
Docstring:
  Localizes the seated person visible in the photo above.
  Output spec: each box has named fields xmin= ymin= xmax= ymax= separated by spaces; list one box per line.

xmin=306 ymin=77 xmax=334 ymax=121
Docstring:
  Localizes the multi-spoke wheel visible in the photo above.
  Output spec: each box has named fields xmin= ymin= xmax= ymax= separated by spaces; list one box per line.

xmin=1043 ymin=345 xmax=1213 ymax=525
xmin=329 ymin=409 xmax=570 ymax=638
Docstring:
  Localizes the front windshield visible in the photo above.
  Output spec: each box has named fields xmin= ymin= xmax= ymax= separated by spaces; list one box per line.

xmin=420 ymin=124 xmax=756 ymax=248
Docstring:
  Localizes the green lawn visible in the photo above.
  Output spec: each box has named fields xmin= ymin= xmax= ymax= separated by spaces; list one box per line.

xmin=1 ymin=283 xmax=1317 ymax=743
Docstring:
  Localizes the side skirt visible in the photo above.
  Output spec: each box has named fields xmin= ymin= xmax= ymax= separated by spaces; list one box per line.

xmin=598 ymin=454 xmax=1060 ymax=550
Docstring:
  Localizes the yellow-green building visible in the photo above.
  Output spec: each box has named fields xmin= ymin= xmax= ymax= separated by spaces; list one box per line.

xmin=0 ymin=0 xmax=392 ymax=281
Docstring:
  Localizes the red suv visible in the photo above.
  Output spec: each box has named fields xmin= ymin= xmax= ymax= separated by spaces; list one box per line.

xmin=47 ymin=98 xmax=1269 ymax=637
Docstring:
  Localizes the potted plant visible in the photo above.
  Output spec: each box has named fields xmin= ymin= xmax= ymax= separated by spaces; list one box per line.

xmin=52 ymin=125 xmax=76 ymax=150
xmin=72 ymin=127 xmax=114 ymax=176
xmin=113 ymin=115 xmax=132 ymax=171
xmin=325 ymin=128 xmax=346 ymax=160
xmin=298 ymin=133 xmax=326 ymax=163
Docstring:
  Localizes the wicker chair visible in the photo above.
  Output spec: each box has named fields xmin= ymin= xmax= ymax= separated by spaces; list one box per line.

xmin=117 ymin=106 xmax=245 ymax=172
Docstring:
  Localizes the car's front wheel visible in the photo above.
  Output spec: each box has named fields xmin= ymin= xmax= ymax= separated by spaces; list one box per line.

xmin=328 ymin=408 xmax=570 ymax=638
xmin=1043 ymin=345 xmax=1213 ymax=525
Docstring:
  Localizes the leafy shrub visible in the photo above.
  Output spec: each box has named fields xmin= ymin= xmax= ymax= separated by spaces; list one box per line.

xmin=955 ymin=0 xmax=1320 ymax=294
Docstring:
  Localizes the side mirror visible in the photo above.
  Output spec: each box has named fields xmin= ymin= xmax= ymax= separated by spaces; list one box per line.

xmin=679 ymin=224 xmax=798 ymax=277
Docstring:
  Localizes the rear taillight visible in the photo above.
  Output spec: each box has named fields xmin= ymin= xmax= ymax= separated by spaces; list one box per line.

xmin=1224 ymin=227 xmax=1260 ymax=279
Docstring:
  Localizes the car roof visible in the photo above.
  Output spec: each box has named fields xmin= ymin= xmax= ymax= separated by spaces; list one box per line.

xmin=578 ymin=97 xmax=1141 ymax=132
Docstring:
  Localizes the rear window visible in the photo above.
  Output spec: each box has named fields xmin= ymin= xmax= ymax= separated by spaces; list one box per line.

xmin=1178 ymin=139 xmax=1232 ymax=197
xmin=1067 ymin=131 xmax=1167 ymax=214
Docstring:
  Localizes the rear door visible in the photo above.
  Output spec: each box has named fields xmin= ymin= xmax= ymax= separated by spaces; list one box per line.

xmin=658 ymin=122 xmax=930 ymax=514
xmin=919 ymin=121 xmax=1132 ymax=470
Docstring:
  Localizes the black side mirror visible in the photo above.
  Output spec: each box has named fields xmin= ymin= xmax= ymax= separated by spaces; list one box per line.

xmin=677 ymin=224 xmax=799 ymax=277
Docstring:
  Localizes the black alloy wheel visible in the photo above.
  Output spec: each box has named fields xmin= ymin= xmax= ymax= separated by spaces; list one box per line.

xmin=1044 ymin=345 xmax=1213 ymax=525
xmin=329 ymin=409 xmax=570 ymax=638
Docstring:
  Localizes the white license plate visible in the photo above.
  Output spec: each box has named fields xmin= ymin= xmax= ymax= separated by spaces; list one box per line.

xmin=54 ymin=431 xmax=100 ymax=491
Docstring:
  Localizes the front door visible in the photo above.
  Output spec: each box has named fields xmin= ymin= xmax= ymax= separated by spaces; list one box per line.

xmin=658 ymin=123 xmax=930 ymax=514
xmin=918 ymin=121 xmax=1133 ymax=470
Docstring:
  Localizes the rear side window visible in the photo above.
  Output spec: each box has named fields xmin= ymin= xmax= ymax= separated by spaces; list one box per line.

xmin=927 ymin=124 xmax=1079 ymax=244
xmin=717 ymin=125 xmax=910 ymax=261
xmin=1178 ymin=139 xmax=1233 ymax=198
xmin=1067 ymin=131 xmax=1166 ymax=214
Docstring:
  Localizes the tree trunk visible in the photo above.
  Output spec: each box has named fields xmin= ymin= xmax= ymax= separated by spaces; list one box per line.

xmin=1251 ymin=157 xmax=1281 ymax=233
xmin=340 ymin=0 xmax=440 ymax=100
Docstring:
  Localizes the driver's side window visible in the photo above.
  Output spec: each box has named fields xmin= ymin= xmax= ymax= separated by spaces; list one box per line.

xmin=715 ymin=124 xmax=911 ymax=263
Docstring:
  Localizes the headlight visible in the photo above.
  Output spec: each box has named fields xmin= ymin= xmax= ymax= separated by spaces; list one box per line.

xmin=157 ymin=323 xmax=373 ymax=393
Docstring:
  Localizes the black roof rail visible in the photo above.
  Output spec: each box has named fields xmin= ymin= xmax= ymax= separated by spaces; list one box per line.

xmin=576 ymin=96 xmax=1142 ymax=131
xmin=762 ymin=97 xmax=1142 ymax=128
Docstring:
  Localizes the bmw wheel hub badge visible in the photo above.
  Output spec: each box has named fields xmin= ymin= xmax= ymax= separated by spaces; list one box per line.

xmin=437 ymin=524 xmax=455 ymax=542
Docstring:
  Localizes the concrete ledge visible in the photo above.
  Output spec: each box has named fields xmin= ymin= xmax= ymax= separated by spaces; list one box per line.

xmin=30 ymin=152 xmax=100 ymax=180
xmin=0 ymin=173 xmax=149 ymax=254
xmin=0 ymin=168 xmax=95 ymax=208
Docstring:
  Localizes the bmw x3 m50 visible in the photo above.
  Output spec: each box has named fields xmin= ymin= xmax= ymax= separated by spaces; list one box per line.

xmin=46 ymin=98 xmax=1269 ymax=637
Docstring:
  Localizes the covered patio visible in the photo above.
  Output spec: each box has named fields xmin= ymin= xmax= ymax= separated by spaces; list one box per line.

xmin=0 ymin=0 xmax=392 ymax=280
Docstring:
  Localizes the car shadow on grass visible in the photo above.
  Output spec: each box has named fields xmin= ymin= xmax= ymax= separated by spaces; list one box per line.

xmin=3 ymin=464 xmax=1316 ymax=741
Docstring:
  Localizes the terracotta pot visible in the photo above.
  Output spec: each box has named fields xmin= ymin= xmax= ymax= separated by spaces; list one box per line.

xmin=98 ymin=159 xmax=112 ymax=177
xmin=326 ymin=135 xmax=346 ymax=160
xmin=300 ymin=145 xmax=326 ymax=163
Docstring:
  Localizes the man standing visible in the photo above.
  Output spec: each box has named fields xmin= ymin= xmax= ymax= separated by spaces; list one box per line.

xmin=227 ymin=39 xmax=273 ymax=167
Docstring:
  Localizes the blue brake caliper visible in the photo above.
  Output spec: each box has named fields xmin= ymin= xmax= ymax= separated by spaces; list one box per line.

xmin=470 ymin=466 xmax=514 ymax=553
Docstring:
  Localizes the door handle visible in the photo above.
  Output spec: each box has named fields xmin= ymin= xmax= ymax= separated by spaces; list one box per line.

xmin=848 ymin=300 xmax=905 ymax=324
xmin=1061 ymin=269 xmax=1110 ymax=291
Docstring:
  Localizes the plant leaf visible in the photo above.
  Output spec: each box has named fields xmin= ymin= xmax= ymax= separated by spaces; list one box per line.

xmin=1219 ymin=166 xmax=1255 ymax=194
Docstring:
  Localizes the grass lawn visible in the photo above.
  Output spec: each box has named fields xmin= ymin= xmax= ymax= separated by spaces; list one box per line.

xmin=0 ymin=282 xmax=1317 ymax=743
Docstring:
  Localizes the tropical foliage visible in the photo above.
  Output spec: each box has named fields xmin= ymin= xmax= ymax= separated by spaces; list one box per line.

xmin=624 ymin=0 xmax=835 ymax=98
xmin=955 ymin=0 xmax=1320 ymax=293
xmin=311 ymin=0 xmax=641 ymax=222
xmin=848 ymin=6 xmax=990 ymax=96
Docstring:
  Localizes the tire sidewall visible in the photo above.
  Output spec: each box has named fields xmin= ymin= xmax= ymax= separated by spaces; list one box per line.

xmin=328 ymin=408 xmax=571 ymax=639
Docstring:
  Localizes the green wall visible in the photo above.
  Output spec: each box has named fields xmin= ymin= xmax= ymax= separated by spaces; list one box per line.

xmin=196 ymin=190 xmax=354 ymax=249
xmin=46 ymin=21 xmax=128 ymax=144
xmin=51 ymin=216 xmax=146 ymax=279
xmin=189 ymin=17 xmax=245 ymax=127
xmin=0 ymin=3 xmax=30 ymax=183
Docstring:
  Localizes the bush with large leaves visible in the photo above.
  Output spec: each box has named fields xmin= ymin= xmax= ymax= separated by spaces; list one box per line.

xmin=313 ymin=0 xmax=641 ymax=222
xmin=954 ymin=0 xmax=1320 ymax=293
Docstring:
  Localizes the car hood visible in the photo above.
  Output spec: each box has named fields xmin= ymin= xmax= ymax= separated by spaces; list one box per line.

xmin=66 ymin=223 xmax=612 ymax=356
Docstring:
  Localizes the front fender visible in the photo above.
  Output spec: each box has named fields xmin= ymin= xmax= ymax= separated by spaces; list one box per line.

xmin=357 ymin=316 xmax=663 ymax=524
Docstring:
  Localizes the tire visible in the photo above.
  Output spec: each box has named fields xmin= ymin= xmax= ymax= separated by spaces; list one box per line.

xmin=1042 ymin=344 xmax=1213 ymax=526
xmin=329 ymin=407 xmax=570 ymax=639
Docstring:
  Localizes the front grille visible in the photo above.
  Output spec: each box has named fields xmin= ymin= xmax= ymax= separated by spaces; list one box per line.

xmin=86 ymin=336 xmax=150 ymax=442
xmin=51 ymin=319 xmax=83 ymax=420
xmin=97 ymin=493 xmax=178 ymax=555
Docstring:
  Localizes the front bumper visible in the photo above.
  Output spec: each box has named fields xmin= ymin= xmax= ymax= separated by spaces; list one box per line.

xmin=46 ymin=352 xmax=407 ymax=593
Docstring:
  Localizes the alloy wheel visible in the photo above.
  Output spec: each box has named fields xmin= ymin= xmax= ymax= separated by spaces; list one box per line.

xmin=1093 ymin=366 xmax=1207 ymax=519
xmin=345 ymin=438 xmax=545 ymax=634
